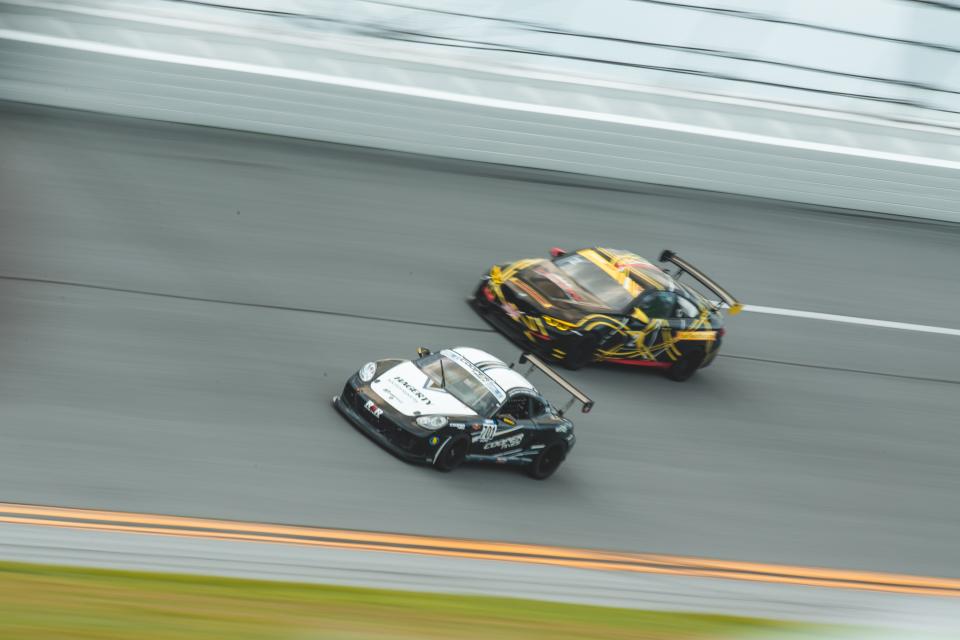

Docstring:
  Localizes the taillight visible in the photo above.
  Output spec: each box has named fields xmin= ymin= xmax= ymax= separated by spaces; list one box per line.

xmin=717 ymin=328 xmax=726 ymax=338
xmin=482 ymin=285 xmax=496 ymax=302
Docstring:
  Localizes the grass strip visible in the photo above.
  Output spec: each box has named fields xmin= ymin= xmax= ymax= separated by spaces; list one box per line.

xmin=0 ymin=560 xmax=825 ymax=639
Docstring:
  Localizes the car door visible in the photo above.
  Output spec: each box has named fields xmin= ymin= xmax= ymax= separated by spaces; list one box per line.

xmin=483 ymin=393 xmax=537 ymax=454
xmin=631 ymin=290 xmax=681 ymax=358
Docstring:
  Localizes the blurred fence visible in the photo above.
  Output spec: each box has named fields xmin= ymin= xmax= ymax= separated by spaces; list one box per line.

xmin=1 ymin=0 xmax=958 ymax=221
xmin=105 ymin=0 xmax=960 ymax=128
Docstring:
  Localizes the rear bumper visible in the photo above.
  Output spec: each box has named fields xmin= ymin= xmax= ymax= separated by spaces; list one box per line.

xmin=333 ymin=381 xmax=432 ymax=465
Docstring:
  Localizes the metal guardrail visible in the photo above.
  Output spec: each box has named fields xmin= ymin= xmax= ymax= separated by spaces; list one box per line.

xmin=0 ymin=2 xmax=958 ymax=223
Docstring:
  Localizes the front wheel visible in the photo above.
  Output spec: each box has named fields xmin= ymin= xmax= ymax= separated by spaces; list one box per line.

xmin=527 ymin=443 xmax=567 ymax=479
xmin=432 ymin=434 xmax=470 ymax=472
xmin=562 ymin=334 xmax=600 ymax=370
xmin=665 ymin=349 xmax=705 ymax=382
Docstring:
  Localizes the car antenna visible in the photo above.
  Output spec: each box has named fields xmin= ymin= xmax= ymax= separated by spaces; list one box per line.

xmin=439 ymin=356 xmax=447 ymax=389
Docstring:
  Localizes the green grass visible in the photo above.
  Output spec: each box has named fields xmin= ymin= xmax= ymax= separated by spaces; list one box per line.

xmin=0 ymin=560 xmax=824 ymax=639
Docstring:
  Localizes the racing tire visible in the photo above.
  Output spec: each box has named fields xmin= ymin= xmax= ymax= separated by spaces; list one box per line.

xmin=527 ymin=443 xmax=567 ymax=480
xmin=665 ymin=349 xmax=705 ymax=382
xmin=562 ymin=334 xmax=599 ymax=370
xmin=432 ymin=434 xmax=470 ymax=472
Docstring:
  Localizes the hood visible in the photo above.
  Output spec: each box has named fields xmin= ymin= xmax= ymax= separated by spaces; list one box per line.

xmin=370 ymin=361 xmax=478 ymax=418
xmin=511 ymin=262 xmax=617 ymax=321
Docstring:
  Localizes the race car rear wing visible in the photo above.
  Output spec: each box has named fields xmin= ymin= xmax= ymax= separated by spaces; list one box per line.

xmin=659 ymin=250 xmax=743 ymax=315
xmin=517 ymin=352 xmax=594 ymax=415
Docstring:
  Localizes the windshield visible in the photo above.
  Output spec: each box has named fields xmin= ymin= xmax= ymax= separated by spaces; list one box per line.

xmin=416 ymin=354 xmax=501 ymax=416
xmin=552 ymin=253 xmax=634 ymax=310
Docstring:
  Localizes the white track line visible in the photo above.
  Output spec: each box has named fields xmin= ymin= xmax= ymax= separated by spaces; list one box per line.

xmin=744 ymin=305 xmax=960 ymax=336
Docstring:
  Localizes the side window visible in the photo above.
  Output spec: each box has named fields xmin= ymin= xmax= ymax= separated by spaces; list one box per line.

xmin=637 ymin=291 xmax=677 ymax=318
xmin=530 ymin=397 xmax=547 ymax=417
xmin=499 ymin=395 xmax=533 ymax=420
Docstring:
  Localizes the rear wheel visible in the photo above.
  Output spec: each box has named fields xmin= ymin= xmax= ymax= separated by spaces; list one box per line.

xmin=432 ymin=434 xmax=470 ymax=472
xmin=665 ymin=349 xmax=705 ymax=382
xmin=527 ymin=443 xmax=567 ymax=479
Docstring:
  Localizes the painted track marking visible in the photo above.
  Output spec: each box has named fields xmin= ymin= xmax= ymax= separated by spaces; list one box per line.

xmin=0 ymin=503 xmax=958 ymax=597
xmin=743 ymin=305 xmax=960 ymax=336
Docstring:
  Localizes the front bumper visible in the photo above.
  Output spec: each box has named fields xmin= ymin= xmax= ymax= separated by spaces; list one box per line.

xmin=468 ymin=280 xmax=567 ymax=359
xmin=333 ymin=380 xmax=432 ymax=465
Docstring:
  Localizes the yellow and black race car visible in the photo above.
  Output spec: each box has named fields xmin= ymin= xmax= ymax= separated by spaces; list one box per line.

xmin=469 ymin=247 xmax=742 ymax=381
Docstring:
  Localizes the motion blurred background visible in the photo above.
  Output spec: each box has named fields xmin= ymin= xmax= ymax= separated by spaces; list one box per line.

xmin=1 ymin=1 xmax=959 ymax=638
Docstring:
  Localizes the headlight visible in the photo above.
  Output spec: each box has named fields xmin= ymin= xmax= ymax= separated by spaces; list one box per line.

xmin=358 ymin=362 xmax=377 ymax=383
xmin=415 ymin=415 xmax=448 ymax=429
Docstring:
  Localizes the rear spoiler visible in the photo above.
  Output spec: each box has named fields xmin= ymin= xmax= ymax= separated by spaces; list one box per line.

xmin=517 ymin=352 xmax=594 ymax=415
xmin=659 ymin=250 xmax=743 ymax=315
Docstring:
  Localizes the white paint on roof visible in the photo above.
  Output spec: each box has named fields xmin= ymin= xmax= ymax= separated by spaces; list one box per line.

xmin=485 ymin=367 xmax=537 ymax=394
xmin=449 ymin=347 xmax=537 ymax=393
xmin=449 ymin=346 xmax=505 ymax=368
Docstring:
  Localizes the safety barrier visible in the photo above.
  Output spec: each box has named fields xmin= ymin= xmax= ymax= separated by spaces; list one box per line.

xmin=1 ymin=15 xmax=958 ymax=223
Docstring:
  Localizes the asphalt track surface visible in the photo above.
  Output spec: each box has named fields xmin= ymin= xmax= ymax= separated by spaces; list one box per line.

xmin=1 ymin=102 xmax=959 ymax=578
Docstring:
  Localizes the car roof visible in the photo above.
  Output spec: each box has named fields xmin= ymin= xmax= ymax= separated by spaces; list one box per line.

xmin=577 ymin=247 xmax=709 ymax=309
xmin=485 ymin=367 xmax=537 ymax=395
xmin=449 ymin=347 xmax=537 ymax=395
xmin=586 ymin=247 xmax=676 ymax=292
xmin=449 ymin=346 xmax=505 ymax=368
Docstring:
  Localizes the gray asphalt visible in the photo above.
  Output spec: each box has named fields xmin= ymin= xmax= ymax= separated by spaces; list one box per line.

xmin=1 ymin=102 xmax=959 ymax=578
xmin=4 ymin=523 xmax=958 ymax=632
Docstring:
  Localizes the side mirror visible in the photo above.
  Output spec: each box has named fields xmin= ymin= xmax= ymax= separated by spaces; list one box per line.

xmin=416 ymin=347 xmax=431 ymax=358
xmin=550 ymin=247 xmax=567 ymax=258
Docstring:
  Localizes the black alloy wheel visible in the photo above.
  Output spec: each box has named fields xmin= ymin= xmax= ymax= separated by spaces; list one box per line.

xmin=432 ymin=434 xmax=470 ymax=472
xmin=527 ymin=443 xmax=567 ymax=479
xmin=665 ymin=349 xmax=705 ymax=382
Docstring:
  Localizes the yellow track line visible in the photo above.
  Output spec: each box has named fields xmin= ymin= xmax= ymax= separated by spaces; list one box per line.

xmin=0 ymin=502 xmax=957 ymax=597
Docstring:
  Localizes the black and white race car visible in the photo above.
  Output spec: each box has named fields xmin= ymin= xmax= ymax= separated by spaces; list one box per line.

xmin=333 ymin=347 xmax=593 ymax=479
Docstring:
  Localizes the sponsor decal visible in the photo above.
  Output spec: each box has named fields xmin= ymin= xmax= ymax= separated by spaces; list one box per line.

xmin=449 ymin=422 xmax=466 ymax=430
xmin=364 ymin=399 xmax=384 ymax=418
xmin=477 ymin=424 xmax=497 ymax=442
xmin=483 ymin=434 xmax=524 ymax=450
xmin=392 ymin=376 xmax=432 ymax=405
xmin=675 ymin=330 xmax=717 ymax=341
